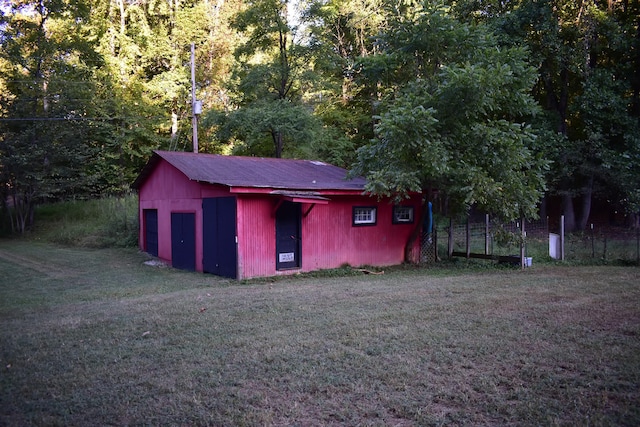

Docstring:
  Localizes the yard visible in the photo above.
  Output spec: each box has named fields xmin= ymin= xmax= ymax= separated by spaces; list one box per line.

xmin=1 ymin=240 xmax=639 ymax=426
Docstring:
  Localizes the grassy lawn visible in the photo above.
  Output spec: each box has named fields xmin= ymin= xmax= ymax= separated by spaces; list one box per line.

xmin=1 ymin=240 xmax=639 ymax=426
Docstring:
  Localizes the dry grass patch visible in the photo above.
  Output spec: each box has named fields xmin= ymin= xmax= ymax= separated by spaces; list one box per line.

xmin=1 ymin=240 xmax=639 ymax=426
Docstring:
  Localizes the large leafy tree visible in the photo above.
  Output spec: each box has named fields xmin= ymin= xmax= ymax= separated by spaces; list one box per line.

xmin=351 ymin=2 xmax=548 ymax=260
xmin=208 ymin=98 xmax=326 ymax=158
xmin=456 ymin=0 xmax=640 ymax=230
xmin=1 ymin=0 xmax=246 ymax=234
xmin=301 ymin=0 xmax=388 ymax=166
xmin=0 ymin=0 xmax=103 ymax=233
xmin=91 ymin=0 xmax=199 ymax=172
xmin=87 ymin=0 xmax=244 ymax=178
xmin=207 ymin=0 xmax=329 ymax=158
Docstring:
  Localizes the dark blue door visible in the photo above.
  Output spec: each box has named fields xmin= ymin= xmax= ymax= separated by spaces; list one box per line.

xmin=203 ymin=197 xmax=237 ymax=278
xmin=144 ymin=209 xmax=158 ymax=257
xmin=171 ymin=212 xmax=196 ymax=271
xmin=276 ymin=201 xmax=301 ymax=270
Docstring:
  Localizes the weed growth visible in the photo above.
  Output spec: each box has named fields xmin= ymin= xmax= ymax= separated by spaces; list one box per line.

xmin=29 ymin=194 xmax=138 ymax=247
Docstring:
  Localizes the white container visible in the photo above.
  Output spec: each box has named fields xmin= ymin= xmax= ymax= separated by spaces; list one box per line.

xmin=524 ymin=257 xmax=532 ymax=267
xmin=549 ymin=233 xmax=561 ymax=259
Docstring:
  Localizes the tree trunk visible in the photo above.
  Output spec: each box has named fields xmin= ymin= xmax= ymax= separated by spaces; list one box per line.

xmin=632 ymin=211 xmax=640 ymax=229
xmin=277 ymin=12 xmax=291 ymax=100
xmin=575 ymin=175 xmax=594 ymax=231
xmin=562 ymin=192 xmax=576 ymax=232
xmin=10 ymin=188 xmax=35 ymax=234
xmin=272 ymin=130 xmax=284 ymax=158
xmin=117 ymin=0 xmax=125 ymax=35
xmin=539 ymin=194 xmax=548 ymax=220
xmin=632 ymin=11 xmax=640 ymax=116
xmin=171 ymin=111 xmax=179 ymax=141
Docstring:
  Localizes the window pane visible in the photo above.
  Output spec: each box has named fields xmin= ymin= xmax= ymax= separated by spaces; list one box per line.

xmin=393 ymin=206 xmax=414 ymax=224
xmin=353 ymin=207 xmax=376 ymax=225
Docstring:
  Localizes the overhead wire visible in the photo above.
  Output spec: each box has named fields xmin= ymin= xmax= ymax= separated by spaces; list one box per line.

xmin=0 ymin=117 xmax=118 ymax=121
xmin=0 ymin=115 xmax=179 ymax=122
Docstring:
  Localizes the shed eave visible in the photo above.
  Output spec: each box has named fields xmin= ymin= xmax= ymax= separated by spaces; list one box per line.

xmin=227 ymin=186 xmax=366 ymax=196
xmin=270 ymin=190 xmax=330 ymax=204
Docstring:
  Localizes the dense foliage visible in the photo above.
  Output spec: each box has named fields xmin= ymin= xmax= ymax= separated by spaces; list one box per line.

xmin=351 ymin=3 xmax=548 ymax=222
xmin=1 ymin=0 xmax=638 ymax=233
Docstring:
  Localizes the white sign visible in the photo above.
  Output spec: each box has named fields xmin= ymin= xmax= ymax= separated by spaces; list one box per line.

xmin=279 ymin=252 xmax=295 ymax=263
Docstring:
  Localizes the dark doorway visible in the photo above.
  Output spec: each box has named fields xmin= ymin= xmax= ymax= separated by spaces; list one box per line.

xmin=143 ymin=209 xmax=158 ymax=257
xmin=171 ymin=212 xmax=196 ymax=271
xmin=202 ymin=197 xmax=237 ymax=279
xmin=275 ymin=201 xmax=301 ymax=270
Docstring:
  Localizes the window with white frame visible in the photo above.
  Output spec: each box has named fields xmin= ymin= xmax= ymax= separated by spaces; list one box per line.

xmin=352 ymin=206 xmax=377 ymax=226
xmin=392 ymin=205 xmax=414 ymax=224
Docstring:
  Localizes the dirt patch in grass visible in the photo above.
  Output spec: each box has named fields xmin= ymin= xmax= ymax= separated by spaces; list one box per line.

xmin=1 ymin=242 xmax=639 ymax=426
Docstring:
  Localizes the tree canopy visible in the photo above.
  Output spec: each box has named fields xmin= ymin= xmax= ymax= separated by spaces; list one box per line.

xmin=455 ymin=0 xmax=640 ymax=229
xmin=0 ymin=0 xmax=101 ymax=232
xmin=352 ymin=3 xmax=548 ymax=222
xmin=1 ymin=0 xmax=638 ymax=233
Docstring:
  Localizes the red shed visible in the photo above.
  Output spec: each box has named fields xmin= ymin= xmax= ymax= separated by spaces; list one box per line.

xmin=132 ymin=151 xmax=422 ymax=279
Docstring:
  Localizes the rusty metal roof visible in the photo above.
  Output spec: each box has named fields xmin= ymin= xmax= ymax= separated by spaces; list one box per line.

xmin=132 ymin=151 xmax=367 ymax=192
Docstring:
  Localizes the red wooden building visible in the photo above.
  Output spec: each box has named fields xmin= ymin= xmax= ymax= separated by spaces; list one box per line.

xmin=132 ymin=151 xmax=422 ymax=279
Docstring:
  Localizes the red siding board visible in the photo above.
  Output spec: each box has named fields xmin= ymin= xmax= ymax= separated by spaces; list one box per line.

xmin=236 ymin=196 xmax=275 ymax=279
xmin=138 ymin=161 xmax=201 ymax=201
xmin=301 ymin=196 xmax=420 ymax=271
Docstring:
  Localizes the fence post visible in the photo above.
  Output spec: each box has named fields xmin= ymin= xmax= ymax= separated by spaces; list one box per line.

xmin=434 ymin=225 xmax=439 ymax=262
xmin=466 ymin=217 xmax=471 ymax=259
xmin=560 ymin=215 xmax=565 ymax=261
xmin=546 ymin=216 xmax=549 ymax=235
xmin=448 ymin=218 xmax=453 ymax=258
xmin=485 ymin=214 xmax=490 ymax=255
xmin=520 ymin=217 xmax=526 ymax=270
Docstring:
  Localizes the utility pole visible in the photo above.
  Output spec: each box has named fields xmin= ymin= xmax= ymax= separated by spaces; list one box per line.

xmin=191 ymin=43 xmax=201 ymax=153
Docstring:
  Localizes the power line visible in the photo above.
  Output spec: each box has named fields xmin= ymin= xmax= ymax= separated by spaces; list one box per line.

xmin=0 ymin=117 xmax=117 ymax=121
xmin=1 ymin=80 xmax=98 ymax=85
xmin=0 ymin=116 xmax=174 ymax=122
xmin=3 ymin=98 xmax=107 ymax=102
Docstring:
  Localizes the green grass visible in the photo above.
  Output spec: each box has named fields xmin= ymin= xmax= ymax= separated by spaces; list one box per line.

xmin=26 ymin=194 xmax=138 ymax=248
xmin=1 ymin=240 xmax=639 ymax=426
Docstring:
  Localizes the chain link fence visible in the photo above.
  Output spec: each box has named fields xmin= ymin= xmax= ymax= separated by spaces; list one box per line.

xmin=421 ymin=215 xmax=640 ymax=265
xmin=559 ymin=226 xmax=640 ymax=264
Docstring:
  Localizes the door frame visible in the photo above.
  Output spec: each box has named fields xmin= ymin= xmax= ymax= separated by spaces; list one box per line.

xmin=143 ymin=208 xmax=158 ymax=257
xmin=171 ymin=211 xmax=196 ymax=271
xmin=275 ymin=201 xmax=302 ymax=270
xmin=202 ymin=197 xmax=238 ymax=279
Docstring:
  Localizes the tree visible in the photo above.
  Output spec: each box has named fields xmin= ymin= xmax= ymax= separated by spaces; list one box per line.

xmin=351 ymin=3 xmax=548 ymax=260
xmin=91 ymin=0 xmax=197 ymax=168
xmin=87 ymin=0 xmax=245 ymax=173
xmin=207 ymin=98 xmax=326 ymax=158
xmin=291 ymin=0 xmax=398 ymax=167
xmin=456 ymin=0 xmax=640 ymax=230
xmin=0 ymin=0 xmax=102 ymax=233
xmin=207 ymin=0 xmax=325 ymax=158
